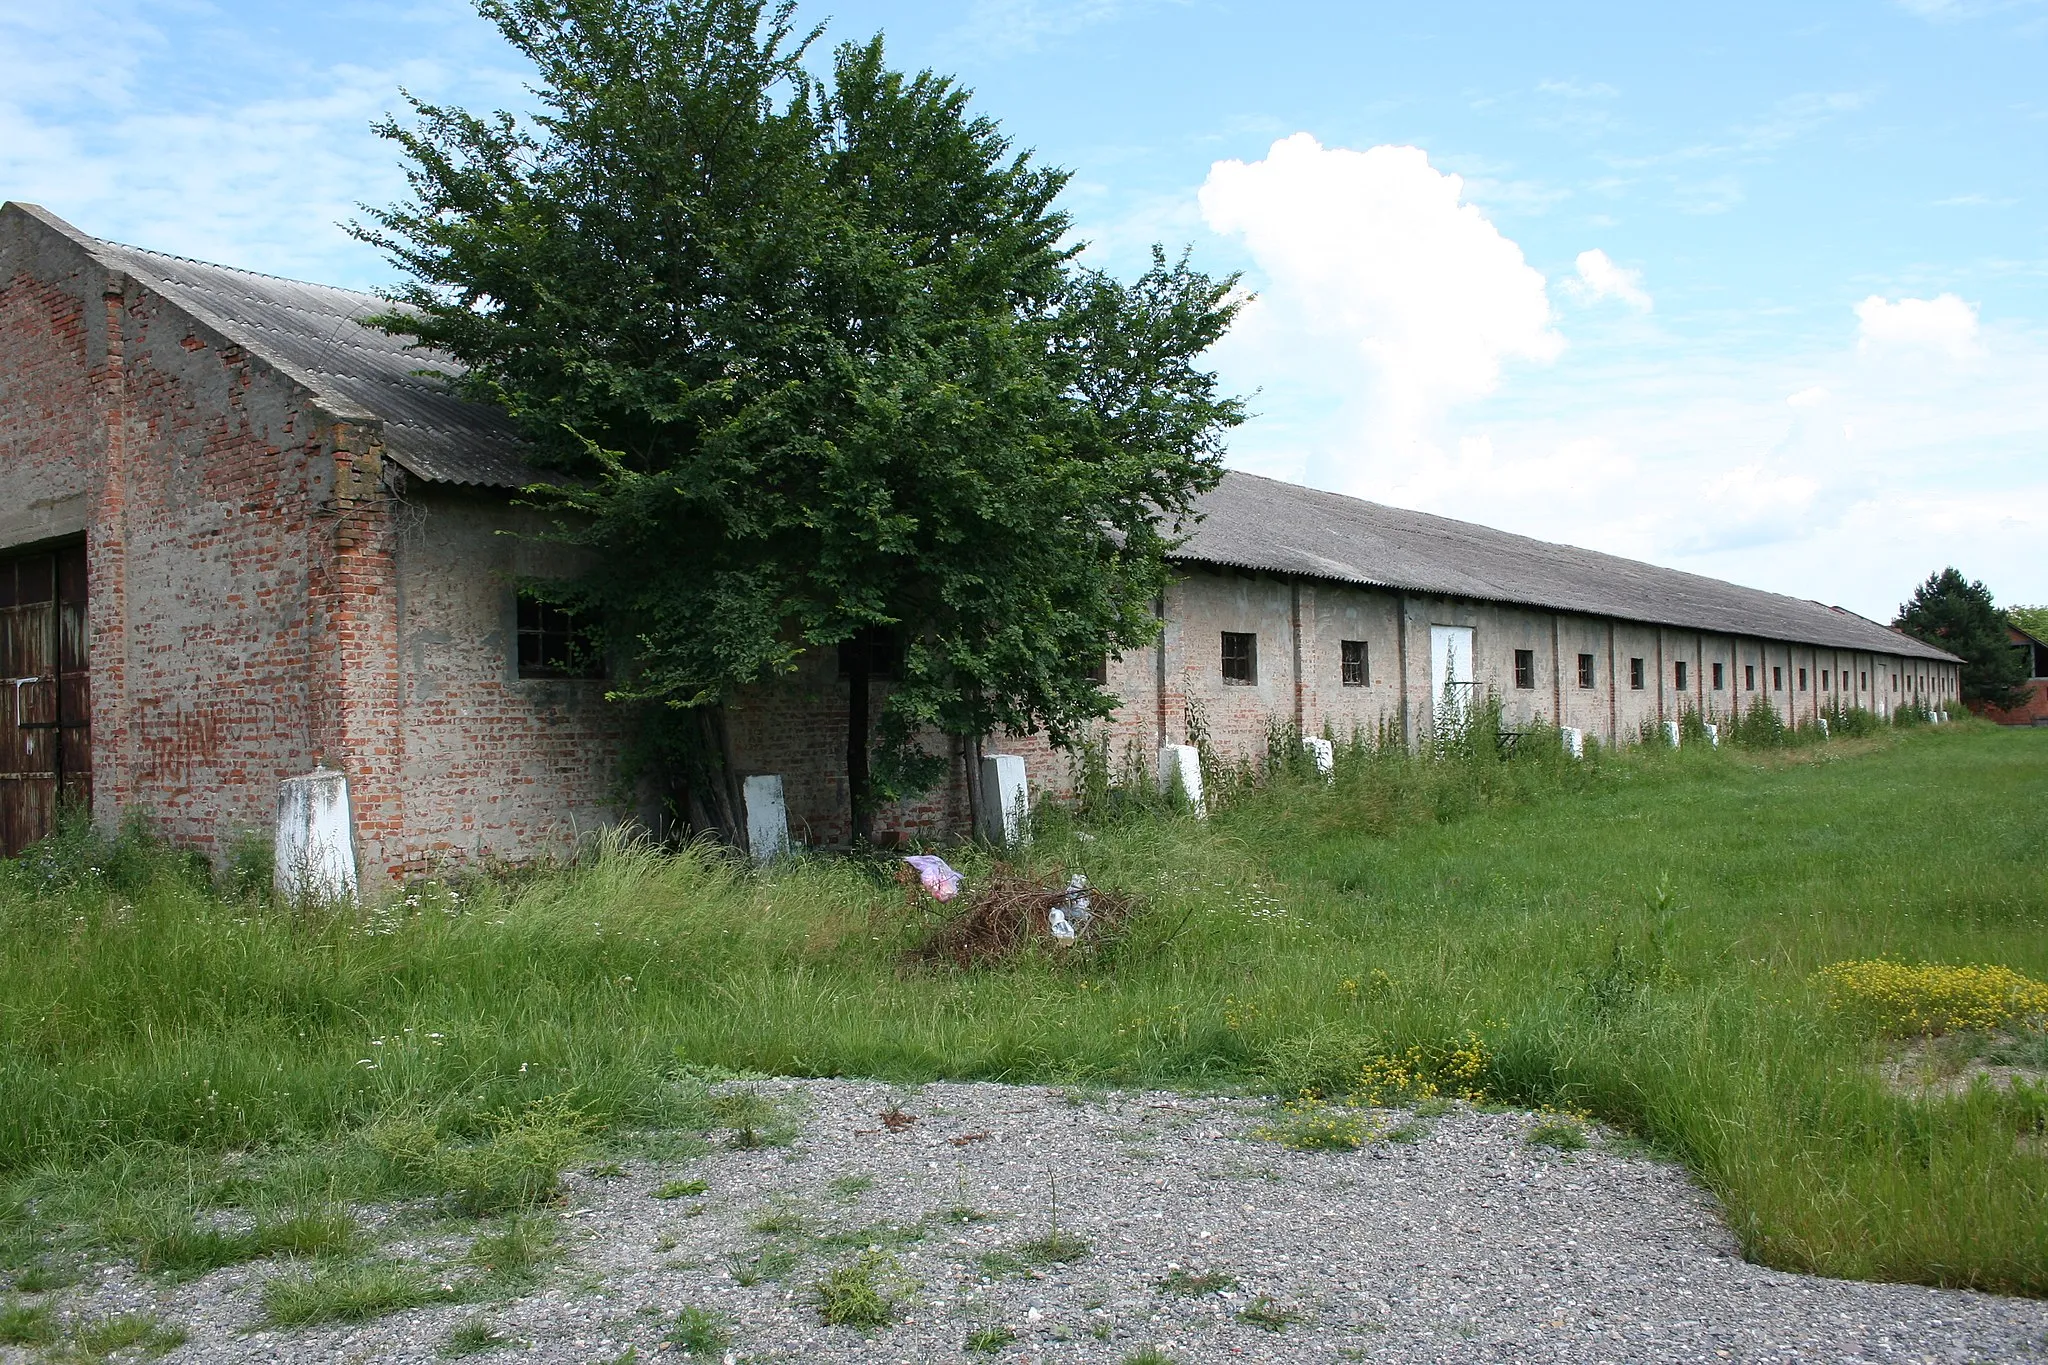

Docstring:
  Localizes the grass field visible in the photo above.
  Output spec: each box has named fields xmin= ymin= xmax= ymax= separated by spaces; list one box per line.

xmin=1 ymin=720 xmax=2044 ymax=1298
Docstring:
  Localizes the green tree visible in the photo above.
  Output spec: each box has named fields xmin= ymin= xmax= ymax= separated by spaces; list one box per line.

xmin=2008 ymin=604 xmax=2048 ymax=643
xmin=1893 ymin=568 xmax=2029 ymax=710
xmin=354 ymin=0 xmax=1243 ymax=843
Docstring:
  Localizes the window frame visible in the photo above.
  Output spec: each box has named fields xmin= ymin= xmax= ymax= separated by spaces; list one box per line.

xmin=515 ymin=590 xmax=605 ymax=681
xmin=1576 ymin=653 xmax=1595 ymax=689
xmin=1512 ymin=648 xmax=1535 ymax=690
xmin=1629 ymin=657 xmax=1646 ymax=691
xmin=1339 ymin=639 xmax=1368 ymax=687
xmin=1675 ymin=660 xmax=1689 ymax=692
xmin=1221 ymin=631 xmax=1258 ymax=686
xmin=837 ymin=628 xmax=903 ymax=681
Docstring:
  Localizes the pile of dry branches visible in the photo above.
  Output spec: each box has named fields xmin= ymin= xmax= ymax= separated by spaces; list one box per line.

xmin=906 ymin=865 xmax=1136 ymax=970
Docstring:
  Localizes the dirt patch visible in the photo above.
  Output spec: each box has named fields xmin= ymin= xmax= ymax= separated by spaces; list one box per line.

xmin=1876 ymin=1032 xmax=2048 ymax=1100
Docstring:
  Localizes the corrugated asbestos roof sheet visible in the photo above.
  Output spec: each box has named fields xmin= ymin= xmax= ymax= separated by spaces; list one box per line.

xmin=77 ymin=225 xmax=535 ymax=488
xmin=1172 ymin=472 xmax=1958 ymax=662
xmin=14 ymin=207 xmax=1955 ymax=662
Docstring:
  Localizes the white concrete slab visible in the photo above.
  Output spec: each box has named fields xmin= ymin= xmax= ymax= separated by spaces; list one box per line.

xmin=275 ymin=767 xmax=358 ymax=903
xmin=979 ymin=753 xmax=1030 ymax=845
xmin=1158 ymin=744 xmax=1206 ymax=816
xmin=743 ymin=774 xmax=790 ymax=861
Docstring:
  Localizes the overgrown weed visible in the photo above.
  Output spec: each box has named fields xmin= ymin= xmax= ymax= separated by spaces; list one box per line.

xmin=3 ymin=724 xmax=2045 ymax=1295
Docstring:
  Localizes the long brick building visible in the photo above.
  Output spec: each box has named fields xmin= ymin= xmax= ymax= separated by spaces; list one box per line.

xmin=0 ymin=204 xmax=1963 ymax=872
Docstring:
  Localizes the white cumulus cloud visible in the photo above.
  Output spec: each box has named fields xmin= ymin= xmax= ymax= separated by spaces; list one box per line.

xmin=1198 ymin=134 xmax=1562 ymax=489
xmin=1855 ymin=293 xmax=1981 ymax=358
xmin=1564 ymin=248 xmax=1652 ymax=310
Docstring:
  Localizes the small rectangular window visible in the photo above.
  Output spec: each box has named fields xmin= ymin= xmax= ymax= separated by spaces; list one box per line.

xmin=1798 ymin=667 xmax=1808 ymax=692
xmin=1712 ymin=661 xmax=1725 ymax=690
xmin=1773 ymin=666 xmax=1783 ymax=691
xmin=1086 ymin=655 xmax=1109 ymax=687
xmin=1860 ymin=671 xmax=1868 ymax=689
xmin=1577 ymin=653 xmax=1595 ymax=689
xmin=1746 ymin=664 xmax=1756 ymax=691
xmin=1340 ymin=639 xmax=1367 ymax=687
xmin=516 ymin=590 xmax=604 ymax=679
xmin=837 ymin=628 xmax=902 ymax=680
xmin=1513 ymin=648 xmax=1535 ymax=689
xmin=1821 ymin=670 xmax=1830 ymax=690
xmin=1629 ymin=657 xmax=1645 ymax=690
xmin=1675 ymin=661 xmax=1689 ymax=692
xmin=1221 ymin=631 xmax=1257 ymax=685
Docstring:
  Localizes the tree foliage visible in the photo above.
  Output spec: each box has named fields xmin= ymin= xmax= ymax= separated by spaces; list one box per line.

xmin=1893 ymin=568 xmax=2029 ymax=710
xmin=2008 ymin=604 xmax=2048 ymax=644
xmin=354 ymin=0 xmax=1244 ymax=840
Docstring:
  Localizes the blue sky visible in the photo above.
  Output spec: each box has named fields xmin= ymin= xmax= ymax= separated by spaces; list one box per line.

xmin=4 ymin=0 xmax=2044 ymax=618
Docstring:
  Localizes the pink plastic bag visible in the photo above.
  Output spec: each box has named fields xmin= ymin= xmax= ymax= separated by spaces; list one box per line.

xmin=900 ymin=854 xmax=963 ymax=902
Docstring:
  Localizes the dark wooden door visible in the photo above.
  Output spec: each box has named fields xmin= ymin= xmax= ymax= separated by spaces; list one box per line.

xmin=0 ymin=543 xmax=89 ymax=856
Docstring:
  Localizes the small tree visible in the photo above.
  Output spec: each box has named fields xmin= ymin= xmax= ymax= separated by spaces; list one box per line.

xmin=1894 ymin=568 xmax=2029 ymax=710
xmin=355 ymin=0 xmax=1243 ymax=843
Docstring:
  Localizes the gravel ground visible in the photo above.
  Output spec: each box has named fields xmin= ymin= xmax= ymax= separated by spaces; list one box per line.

xmin=9 ymin=1078 xmax=2046 ymax=1365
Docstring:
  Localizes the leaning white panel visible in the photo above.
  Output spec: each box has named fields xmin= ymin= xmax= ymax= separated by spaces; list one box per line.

xmin=1158 ymin=744 xmax=1206 ymax=816
xmin=743 ymin=774 xmax=790 ymax=861
xmin=979 ymin=753 xmax=1031 ymax=846
xmin=275 ymin=766 xmax=358 ymax=903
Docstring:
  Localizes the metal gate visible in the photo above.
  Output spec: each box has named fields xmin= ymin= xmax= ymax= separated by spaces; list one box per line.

xmin=1 ymin=543 xmax=89 ymax=856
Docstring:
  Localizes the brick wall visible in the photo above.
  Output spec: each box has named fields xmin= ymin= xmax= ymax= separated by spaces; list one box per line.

xmin=3 ymin=215 xmax=339 ymax=863
xmin=3 ymin=208 xmax=1964 ymax=873
xmin=385 ymin=486 xmax=630 ymax=874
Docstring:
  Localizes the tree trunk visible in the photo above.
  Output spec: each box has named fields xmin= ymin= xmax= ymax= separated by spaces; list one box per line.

xmin=847 ymin=658 xmax=873 ymax=846
xmin=694 ymin=705 xmax=745 ymax=845
xmin=962 ymin=731 xmax=985 ymax=840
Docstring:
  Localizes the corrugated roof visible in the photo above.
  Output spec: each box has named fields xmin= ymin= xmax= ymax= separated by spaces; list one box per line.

xmin=1173 ymin=472 xmax=1958 ymax=662
xmin=5 ymin=205 xmax=1959 ymax=663
xmin=10 ymin=205 xmax=533 ymax=487
xmin=95 ymin=238 xmax=535 ymax=487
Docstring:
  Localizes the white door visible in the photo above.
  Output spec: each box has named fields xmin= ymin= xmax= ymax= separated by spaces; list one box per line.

xmin=1430 ymin=625 xmax=1476 ymax=735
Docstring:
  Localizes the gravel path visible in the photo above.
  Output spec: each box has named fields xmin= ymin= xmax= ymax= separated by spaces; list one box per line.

xmin=13 ymin=1079 xmax=2047 ymax=1364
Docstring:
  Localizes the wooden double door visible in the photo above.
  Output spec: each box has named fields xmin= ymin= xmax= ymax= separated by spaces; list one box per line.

xmin=0 ymin=543 xmax=89 ymax=856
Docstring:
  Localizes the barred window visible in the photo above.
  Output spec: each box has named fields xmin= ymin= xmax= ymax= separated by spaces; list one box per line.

xmin=516 ymin=591 xmax=604 ymax=679
xmin=1513 ymin=648 xmax=1535 ymax=689
xmin=1221 ymin=632 xmax=1257 ymax=685
xmin=1340 ymin=639 xmax=1367 ymax=687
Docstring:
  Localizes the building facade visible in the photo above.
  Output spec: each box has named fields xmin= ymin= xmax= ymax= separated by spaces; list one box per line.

xmin=1969 ymin=625 xmax=2048 ymax=727
xmin=1 ymin=204 xmax=1963 ymax=872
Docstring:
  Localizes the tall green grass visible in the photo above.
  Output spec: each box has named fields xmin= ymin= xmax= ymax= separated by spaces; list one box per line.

xmin=1 ymin=723 xmax=2043 ymax=1293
